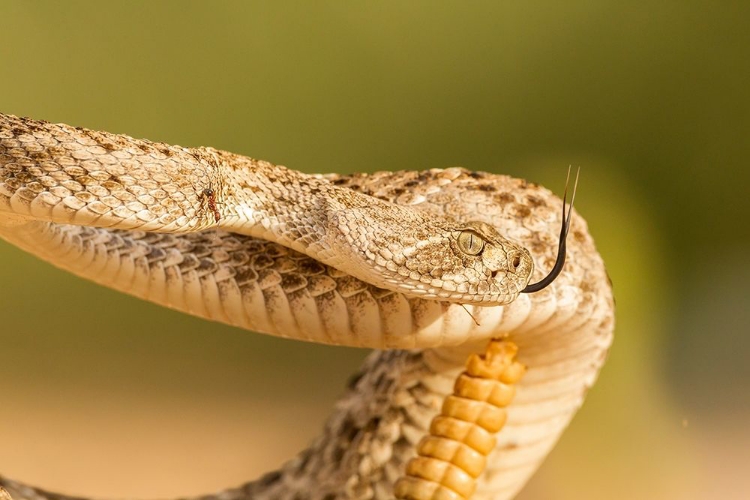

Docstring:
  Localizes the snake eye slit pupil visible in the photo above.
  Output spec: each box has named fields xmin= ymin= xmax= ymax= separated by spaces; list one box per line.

xmin=458 ymin=229 xmax=485 ymax=256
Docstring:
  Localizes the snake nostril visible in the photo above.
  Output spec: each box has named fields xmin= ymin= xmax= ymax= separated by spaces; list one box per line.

xmin=512 ymin=254 xmax=521 ymax=270
xmin=491 ymin=269 xmax=499 ymax=278
xmin=507 ymin=252 xmax=522 ymax=272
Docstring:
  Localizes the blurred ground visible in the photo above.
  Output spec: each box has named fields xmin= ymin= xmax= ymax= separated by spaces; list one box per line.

xmin=1 ymin=2 xmax=749 ymax=499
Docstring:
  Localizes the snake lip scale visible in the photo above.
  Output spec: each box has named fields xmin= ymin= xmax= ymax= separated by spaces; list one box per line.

xmin=0 ymin=113 xmax=614 ymax=500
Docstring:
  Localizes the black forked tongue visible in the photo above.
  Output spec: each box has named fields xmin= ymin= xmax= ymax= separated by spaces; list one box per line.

xmin=522 ymin=167 xmax=580 ymax=294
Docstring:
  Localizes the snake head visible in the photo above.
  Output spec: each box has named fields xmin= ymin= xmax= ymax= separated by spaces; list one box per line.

xmin=329 ymin=205 xmax=534 ymax=305
xmin=444 ymin=220 xmax=535 ymax=304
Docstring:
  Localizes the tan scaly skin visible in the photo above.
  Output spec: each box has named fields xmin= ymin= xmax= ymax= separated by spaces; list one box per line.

xmin=0 ymin=113 xmax=614 ymax=499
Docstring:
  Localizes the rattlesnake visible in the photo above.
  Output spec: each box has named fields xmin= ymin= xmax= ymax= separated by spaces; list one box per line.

xmin=0 ymin=113 xmax=614 ymax=499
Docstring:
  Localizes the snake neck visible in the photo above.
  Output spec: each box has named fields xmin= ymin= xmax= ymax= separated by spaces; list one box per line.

xmin=211 ymin=151 xmax=376 ymax=253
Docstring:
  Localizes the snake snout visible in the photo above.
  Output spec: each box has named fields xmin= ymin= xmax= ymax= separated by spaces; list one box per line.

xmin=481 ymin=246 xmax=534 ymax=303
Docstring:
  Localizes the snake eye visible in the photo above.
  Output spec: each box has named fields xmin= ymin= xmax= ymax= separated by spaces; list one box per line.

xmin=457 ymin=230 xmax=485 ymax=256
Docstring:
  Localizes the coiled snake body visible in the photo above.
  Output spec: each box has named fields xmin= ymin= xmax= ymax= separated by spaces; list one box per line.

xmin=0 ymin=113 xmax=614 ymax=499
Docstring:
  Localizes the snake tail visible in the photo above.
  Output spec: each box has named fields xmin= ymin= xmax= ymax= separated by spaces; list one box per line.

xmin=394 ymin=338 xmax=525 ymax=499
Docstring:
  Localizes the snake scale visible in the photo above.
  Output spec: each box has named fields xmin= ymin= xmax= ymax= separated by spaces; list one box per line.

xmin=0 ymin=113 xmax=614 ymax=499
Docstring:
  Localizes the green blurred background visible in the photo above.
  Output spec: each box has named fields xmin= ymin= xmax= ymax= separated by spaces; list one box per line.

xmin=1 ymin=2 xmax=748 ymax=499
